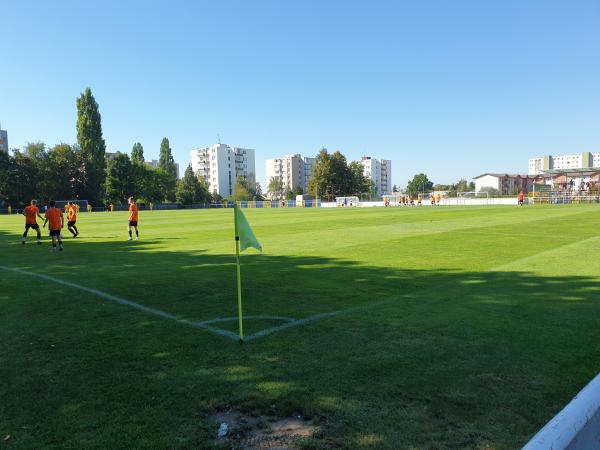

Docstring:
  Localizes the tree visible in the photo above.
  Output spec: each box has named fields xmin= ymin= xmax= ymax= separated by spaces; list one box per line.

xmin=6 ymin=150 xmax=41 ymax=206
xmin=76 ymin=87 xmax=106 ymax=204
xmin=267 ymin=176 xmax=284 ymax=199
xmin=308 ymin=148 xmax=369 ymax=200
xmin=138 ymin=167 xmax=167 ymax=204
xmin=456 ymin=179 xmax=470 ymax=193
xmin=307 ymin=148 xmax=332 ymax=199
xmin=131 ymin=142 xmax=144 ymax=164
xmin=176 ymin=164 xmax=210 ymax=205
xmin=46 ymin=143 xmax=79 ymax=201
xmin=0 ymin=150 xmax=9 ymax=205
xmin=407 ymin=173 xmax=433 ymax=197
xmin=158 ymin=137 xmax=177 ymax=201
xmin=347 ymin=161 xmax=369 ymax=196
xmin=232 ymin=176 xmax=252 ymax=201
xmin=392 ymin=184 xmax=398 ymax=193
xmin=105 ymin=153 xmax=134 ymax=205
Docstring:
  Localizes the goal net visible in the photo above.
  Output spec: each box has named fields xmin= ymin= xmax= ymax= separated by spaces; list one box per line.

xmin=336 ymin=196 xmax=360 ymax=207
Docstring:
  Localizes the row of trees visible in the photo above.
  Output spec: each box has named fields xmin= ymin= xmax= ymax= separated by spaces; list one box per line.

xmin=0 ymin=88 xmax=193 ymax=207
xmin=395 ymin=174 xmax=476 ymax=197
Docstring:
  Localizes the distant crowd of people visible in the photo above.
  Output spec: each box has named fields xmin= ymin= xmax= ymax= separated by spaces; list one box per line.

xmin=384 ymin=194 xmax=443 ymax=207
xmin=554 ymin=180 xmax=599 ymax=193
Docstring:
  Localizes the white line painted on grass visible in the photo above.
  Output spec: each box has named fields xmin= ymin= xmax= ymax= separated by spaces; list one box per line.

xmin=0 ymin=266 xmax=239 ymax=341
xmin=5 ymin=235 xmax=598 ymax=343
xmin=243 ymin=235 xmax=600 ymax=341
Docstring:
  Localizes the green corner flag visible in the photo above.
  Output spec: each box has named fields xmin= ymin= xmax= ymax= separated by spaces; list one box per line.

xmin=235 ymin=206 xmax=262 ymax=252
xmin=234 ymin=205 xmax=262 ymax=343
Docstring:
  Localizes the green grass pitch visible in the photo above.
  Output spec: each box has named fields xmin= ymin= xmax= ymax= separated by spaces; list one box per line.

xmin=1 ymin=205 xmax=599 ymax=449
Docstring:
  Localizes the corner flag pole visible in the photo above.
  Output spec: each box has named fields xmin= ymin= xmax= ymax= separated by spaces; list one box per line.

xmin=234 ymin=204 xmax=244 ymax=342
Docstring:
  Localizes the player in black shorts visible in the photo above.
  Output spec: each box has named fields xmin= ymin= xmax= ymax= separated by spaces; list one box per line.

xmin=22 ymin=199 xmax=44 ymax=244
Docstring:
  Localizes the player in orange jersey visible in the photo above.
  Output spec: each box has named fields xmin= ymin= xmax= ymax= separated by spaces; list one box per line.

xmin=21 ymin=199 xmax=44 ymax=244
xmin=67 ymin=201 xmax=79 ymax=237
xmin=127 ymin=197 xmax=139 ymax=241
xmin=43 ymin=200 xmax=64 ymax=252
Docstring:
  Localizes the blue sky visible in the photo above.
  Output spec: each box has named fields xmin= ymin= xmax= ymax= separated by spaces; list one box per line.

xmin=2 ymin=0 xmax=599 ymax=187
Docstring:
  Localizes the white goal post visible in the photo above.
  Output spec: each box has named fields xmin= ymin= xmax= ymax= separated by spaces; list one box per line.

xmin=456 ymin=191 xmax=490 ymax=205
xmin=336 ymin=196 xmax=360 ymax=207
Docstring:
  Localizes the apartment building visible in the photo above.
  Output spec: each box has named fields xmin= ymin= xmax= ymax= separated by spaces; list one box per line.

xmin=190 ymin=144 xmax=255 ymax=197
xmin=265 ymin=154 xmax=315 ymax=196
xmin=528 ymin=152 xmax=600 ymax=175
xmin=358 ymin=156 xmax=392 ymax=196
xmin=0 ymin=126 xmax=8 ymax=153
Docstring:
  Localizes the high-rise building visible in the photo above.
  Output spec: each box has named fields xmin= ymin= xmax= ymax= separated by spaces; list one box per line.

xmin=357 ymin=156 xmax=392 ymax=196
xmin=265 ymin=154 xmax=315 ymax=197
xmin=190 ymin=144 xmax=255 ymax=197
xmin=0 ymin=126 xmax=8 ymax=153
xmin=528 ymin=152 xmax=600 ymax=175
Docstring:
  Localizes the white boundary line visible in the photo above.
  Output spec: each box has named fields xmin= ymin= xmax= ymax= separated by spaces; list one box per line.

xmin=3 ymin=235 xmax=599 ymax=342
xmin=0 ymin=265 xmax=240 ymax=341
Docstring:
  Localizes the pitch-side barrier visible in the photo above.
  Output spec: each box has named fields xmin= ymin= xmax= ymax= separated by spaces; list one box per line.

xmin=522 ymin=372 xmax=600 ymax=450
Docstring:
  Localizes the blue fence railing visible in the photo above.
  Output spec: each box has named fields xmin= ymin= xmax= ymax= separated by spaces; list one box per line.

xmin=0 ymin=199 xmax=322 ymax=214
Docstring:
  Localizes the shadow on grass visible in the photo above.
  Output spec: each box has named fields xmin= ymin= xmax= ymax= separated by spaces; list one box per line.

xmin=1 ymin=229 xmax=599 ymax=449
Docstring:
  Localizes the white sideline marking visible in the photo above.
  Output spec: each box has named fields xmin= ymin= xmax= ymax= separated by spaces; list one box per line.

xmin=4 ymin=235 xmax=598 ymax=342
xmin=0 ymin=266 xmax=239 ymax=341
xmin=244 ymin=235 xmax=600 ymax=341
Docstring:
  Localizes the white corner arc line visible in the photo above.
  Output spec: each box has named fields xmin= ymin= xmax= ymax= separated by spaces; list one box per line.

xmin=0 ymin=266 xmax=239 ymax=341
xmin=245 ymin=234 xmax=600 ymax=341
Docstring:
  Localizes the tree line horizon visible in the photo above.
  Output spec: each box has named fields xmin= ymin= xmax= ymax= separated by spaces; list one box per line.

xmin=0 ymin=88 xmax=479 ymax=208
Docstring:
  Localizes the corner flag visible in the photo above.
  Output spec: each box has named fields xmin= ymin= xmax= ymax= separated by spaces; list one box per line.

xmin=234 ymin=205 xmax=262 ymax=342
xmin=235 ymin=206 xmax=262 ymax=252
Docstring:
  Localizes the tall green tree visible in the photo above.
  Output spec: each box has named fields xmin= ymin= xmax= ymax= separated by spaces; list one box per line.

xmin=6 ymin=150 xmax=41 ymax=206
xmin=138 ymin=167 xmax=167 ymax=204
xmin=105 ymin=153 xmax=134 ymax=205
xmin=46 ymin=143 xmax=79 ymax=201
xmin=131 ymin=142 xmax=144 ymax=164
xmin=407 ymin=173 xmax=434 ymax=197
xmin=308 ymin=148 xmax=370 ymax=199
xmin=0 ymin=150 xmax=9 ymax=204
xmin=348 ymin=161 xmax=369 ymax=195
xmin=232 ymin=176 xmax=252 ymax=201
xmin=158 ymin=137 xmax=177 ymax=201
xmin=76 ymin=87 xmax=106 ymax=204
xmin=267 ymin=176 xmax=285 ymax=199
xmin=176 ymin=164 xmax=210 ymax=204
xmin=308 ymin=148 xmax=333 ymax=199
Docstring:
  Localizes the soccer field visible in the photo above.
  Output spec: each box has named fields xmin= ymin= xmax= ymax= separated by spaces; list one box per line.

xmin=1 ymin=205 xmax=599 ymax=449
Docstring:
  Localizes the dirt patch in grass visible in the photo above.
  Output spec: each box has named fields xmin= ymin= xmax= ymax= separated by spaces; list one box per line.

xmin=211 ymin=408 xmax=319 ymax=449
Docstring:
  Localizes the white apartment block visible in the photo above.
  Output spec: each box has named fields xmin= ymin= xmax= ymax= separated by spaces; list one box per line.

xmin=0 ymin=127 xmax=8 ymax=153
xmin=528 ymin=152 xmax=600 ymax=175
xmin=265 ymin=154 xmax=315 ymax=197
xmin=358 ymin=156 xmax=392 ymax=196
xmin=190 ymin=144 xmax=255 ymax=197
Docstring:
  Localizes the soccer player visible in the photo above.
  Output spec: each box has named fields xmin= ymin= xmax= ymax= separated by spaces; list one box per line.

xmin=67 ymin=201 xmax=79 ymax=237
xmin=518 ymin=190 xmax=525 ymax=207
xmin=22 ymin=199 xmax=44 ymax=244
xmin=43 ymin=200 xmax=64 ymax=252
xmin=127 ymin=197 xmax=139 ymax=240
